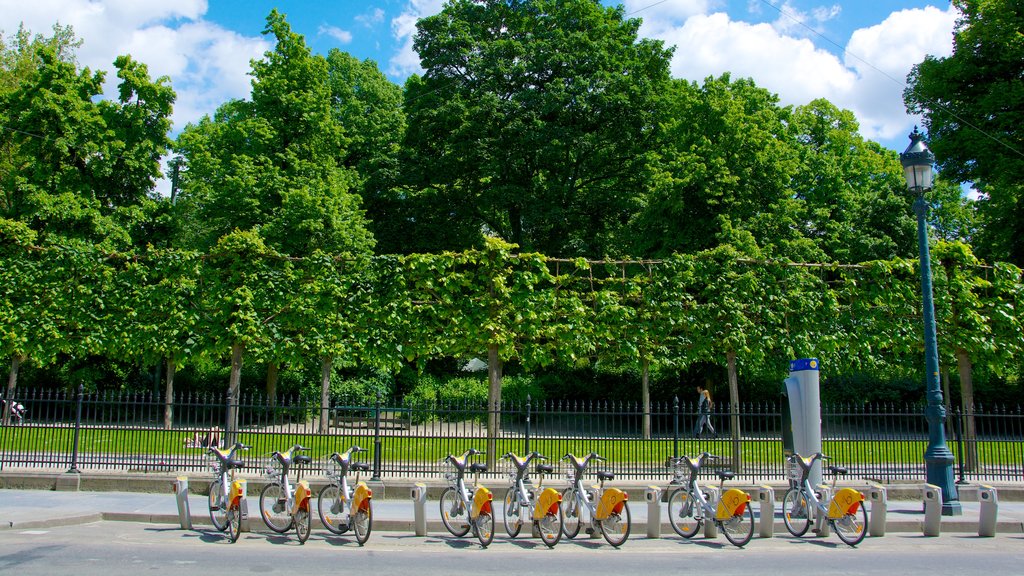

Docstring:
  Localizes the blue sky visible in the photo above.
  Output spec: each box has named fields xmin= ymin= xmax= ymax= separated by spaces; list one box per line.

xmin=1 ymin=1 xmax=959 ymax=156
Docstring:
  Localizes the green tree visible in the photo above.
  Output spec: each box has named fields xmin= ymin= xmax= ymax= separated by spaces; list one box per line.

xmin=401 ymin=0 xmax=673 ymax=256
xmin=904 ymin=0 xmax=1024 ymax=263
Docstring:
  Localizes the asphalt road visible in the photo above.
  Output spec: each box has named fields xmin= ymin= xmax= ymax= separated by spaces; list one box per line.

xmin=1 ymin=521 xmax=1022 ymax=576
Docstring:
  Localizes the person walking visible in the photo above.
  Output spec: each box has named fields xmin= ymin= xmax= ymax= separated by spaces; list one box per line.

xmin=693 ymin=384 xmax=716 ymax=438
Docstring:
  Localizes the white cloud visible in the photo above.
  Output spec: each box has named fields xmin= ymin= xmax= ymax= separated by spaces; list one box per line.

xmin=318 ymin=24 xmax=353 ymax=44
xmin=841 ymin=5 xmax=958 ymax=141
xmin=770 ymin=1 xmax=841 ymax=36
xmin=356 ymin=8 xmax=385 ymax=28
xmin=388 ymin=0 xmax=444 ymax=78
xmin=0 ymin=0 xmax=269 ymax=133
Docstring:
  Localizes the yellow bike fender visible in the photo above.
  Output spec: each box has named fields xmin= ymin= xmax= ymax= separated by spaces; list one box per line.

xmin=472 ymin=486 xmax=493 ymax=517
xmin=715 ymin=488 xmax=751 ymax=521
xmin=228 ymin=479 xmax=245 ymax=508
xmin=828 ymin=488 xmax=865 ymax=519
xmin=532 ymin=487 xmax=562 ymax=521
xmin=353 ymin=481 xmax=373 ymax=513
xmin=595 ymin=488 xmax=628 ymax=521
xmin=292 ymin=480 xmax=311 ymax=514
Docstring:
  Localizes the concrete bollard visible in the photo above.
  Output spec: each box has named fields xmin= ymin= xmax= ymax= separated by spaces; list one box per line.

xmin=236 ymin=479 xmax=250 ymax=533
xmin=867 ymin=484 xmax=887 ymax=537
xmin=703 ymin=486 xmax=719 ymax=538
xmin=645 ymin=486 xmax=662 ymax=539
xmin=756 ymin=485 xmax=774 ymax=538
xmin=978 ymin=484 xmax=998 ymax=537
xmin=173 ymin=476 xmax=192 ymax=530
xmin=411 ymin=482 xmax=428 ymax=536
xmin=921 ymin=484 xmax=942 ymax=537
xmin=814 ymin=485 xmax=831 ymax=536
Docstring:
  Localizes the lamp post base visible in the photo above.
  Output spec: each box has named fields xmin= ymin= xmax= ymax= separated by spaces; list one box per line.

xmin=926 ymin=453 xmax=962 ymax=516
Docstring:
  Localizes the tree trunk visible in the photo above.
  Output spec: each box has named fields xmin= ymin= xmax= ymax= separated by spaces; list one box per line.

xmin=163 ymin=357 xmax=177 ymax=430
xmin=956 ymin=348 xmax=978 ymax=470
xmin=726 ymin=350 xmax=742 ymax=473
xmin=641 ymin=357 xmax=651 ymax=440
xmin=266 ymin=362 xmax=279 ymax=407
xmin=227 ymin=343 xmax=244 ymax=442
xmin=4 ymin=354 xmax=24 ymax=426
xmin=320 ymin=356 xmax=333 ymax=434
xmin=486 ymin=343 xmax=502 ymax=470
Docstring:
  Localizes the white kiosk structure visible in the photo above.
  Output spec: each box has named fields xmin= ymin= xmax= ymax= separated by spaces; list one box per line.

xmin=783 ymin=358 xmax=823 ymax=487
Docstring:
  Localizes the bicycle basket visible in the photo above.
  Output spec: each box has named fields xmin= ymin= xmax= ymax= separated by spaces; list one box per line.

xmin=264 ymin=455 xmax=284 ymax=479
xmin=206 ymin=454 xmax=222 ymax=474
xmin=324 ymin=458 xmax=343 ymax=480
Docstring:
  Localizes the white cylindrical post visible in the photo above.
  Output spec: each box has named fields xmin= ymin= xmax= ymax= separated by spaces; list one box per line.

xmin=645 ymin=486 xmax=662 ymax=539
xmin=922 ymin=484 xmax=942 ymax=536
xmin=978 ymin=485 xmax=998 ymax=537
xmin=412 ymin=482 xmax=428 ymax=536
xmin=867 ymin=484 xmax=887 ymax=537
xmin=756 ymin=485 xmax=774 ymax=538
xmin=174 ymin=476 xmax=191 ymax=530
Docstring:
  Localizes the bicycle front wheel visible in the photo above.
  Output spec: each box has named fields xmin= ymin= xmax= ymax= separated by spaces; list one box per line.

xmin=317 ymin=484 xmax=348 ymax=535
xmin=560 ymin=488 xmax=581 ymax=539
xmin=439 ymin=487 xmax=470 ymax=537
xmin=474 ymin=511 xmax=494 ymax=547
xmin=537 ymin=506 xmax=563 ymax=548
xmin=503 ymin=489 xmax=522 ymax=538
xmin=721 ymin=504 xmax=754 ymax=547
xmin=226 ymin=502 xmax=241 ymax=543
xmin=599 ymin=501 xmax=631 ymax=547
xmin=208 ymin=478 xmax=228 ymax=532
xmin=353 ymin=506 xmax=372 ymax=545
xmin=259 ymin=482 xmax=293 ymax=533
xmin=667 ymin=488 xmax=700 ymax=538
xmin=782 ymin=488 xmax=811 ymax=537
xmin=832 ymin=503 xmax=868 ymax=546
xmin=295 ymin=507 xmax=311 ymax=544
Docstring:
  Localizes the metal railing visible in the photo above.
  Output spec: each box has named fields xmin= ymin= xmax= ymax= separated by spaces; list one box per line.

xmin=1 ymin=388 xmax=1021 ymax=482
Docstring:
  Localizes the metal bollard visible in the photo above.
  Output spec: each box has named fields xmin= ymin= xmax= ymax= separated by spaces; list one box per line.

xmin=702 ymin=486 xmax=719 ymax=538
xmin=173 ymin=476 xmax=192 ymax=530
xmin=867 ymin=484 xmax=887 ymax=537
xmin=813 ymin=485 xmax=831 ymax=536
xmin=756 ymin=485 xmax=774 ymax=538
xmin=978 ymin=484 xmax=998 ymax=537
xmin=411 ymin=483 xmax=428 ymax=536
xmin=921 ymin=484 xmax=942 ymax=536
xmin=236 ymin=479 xmax=250 ymax=533
xmin=645 ymin=486 xmax=662 ymax=539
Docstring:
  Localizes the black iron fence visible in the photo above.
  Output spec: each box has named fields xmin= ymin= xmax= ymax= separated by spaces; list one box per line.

xmin=1 ymin=387 xmax=1021 ymax=482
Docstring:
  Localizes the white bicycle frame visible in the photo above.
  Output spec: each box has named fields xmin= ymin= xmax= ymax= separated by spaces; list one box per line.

xmin=564 ymin=453 xmax=605 ymax=529
xmin=670 ymin=454 xmax=723 ymax=520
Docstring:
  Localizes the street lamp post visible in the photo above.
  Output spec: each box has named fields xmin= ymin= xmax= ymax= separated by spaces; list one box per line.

xmin=900 ymin=127 xmax=961 ymax=516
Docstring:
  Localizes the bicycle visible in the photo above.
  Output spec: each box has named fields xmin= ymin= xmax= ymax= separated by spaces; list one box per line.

xmin=559 ymin=452 xmax=631 ymax=547
xmin=499 ymin=451 xmax=563 ymax=547
xmin=317 ymin=445 xmax=374 ymax=545
xmin=439 ymin=448 xmax=495 ymax=547
xmin=206 ymin=442 xmax=249 ymax=543
xmin=665 ymin=452 xmax=754 ymax=547
xmin=782 ymin=452 xmax=867 ymax=546
xmin=259 ymin=444 xmax=314 ymax=544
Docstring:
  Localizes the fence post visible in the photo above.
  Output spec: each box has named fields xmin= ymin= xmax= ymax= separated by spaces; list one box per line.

xmin=525 ymin=394 xmax=531 ymax=454
xmin=672 ymin=396 xmax=680 ymax=459
xmin=67 ymin=383 xmax=84 ymax=474
xmin=955 ymin=408 xmax=967 ymax=485
xmin=372 ymin=392 xmax=382 ymax=481
xmin=223 ymin=391 xmax=232 ymax=448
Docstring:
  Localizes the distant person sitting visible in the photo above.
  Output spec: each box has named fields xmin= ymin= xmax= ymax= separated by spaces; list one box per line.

xmin=184 ymin=427 xmax=221 ymax=448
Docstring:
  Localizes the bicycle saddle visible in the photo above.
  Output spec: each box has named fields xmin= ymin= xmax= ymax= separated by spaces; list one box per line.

xmin=469 ymin=463 xmax=488 ymax=474
xmin=536 ymin=464 xmax=554 ymax=474
xmin=828 ymin=466 xmax=848 ymax=475
xmin=596 ymin=471 xmax=614 ymax=482
xmin=294 ymin=454 xmax=312 ymax=465
xmin=716 ymin=471 xmax=735 ymax=481
xmin=352 ymin=463 xmax=371 ymax=472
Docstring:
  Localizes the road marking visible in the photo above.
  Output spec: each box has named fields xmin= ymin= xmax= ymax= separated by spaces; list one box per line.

xmin=19 ymin=530 xmax=49 ymax=535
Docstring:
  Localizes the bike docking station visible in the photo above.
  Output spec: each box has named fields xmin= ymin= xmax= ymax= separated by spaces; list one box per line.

xmin=755 ymin=485 xmax=774 ymax=538
xmin=411 ymin=482 xmax=428 ymax=536
xmin=783 ymin=358 xmax=827 ymax=536
xmin=173 ymin=476 xmax=192 ymax=530
xmin=645 ymin=486 xmax=662 ymax=538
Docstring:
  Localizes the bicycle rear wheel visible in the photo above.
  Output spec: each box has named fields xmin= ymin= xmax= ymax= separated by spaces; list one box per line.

xmin=259 ymin=482 xmax=293 ymax=533
xmin=208 ymin=478 xmax=228 ymax=532
xmin=667 ymin=488 xmax=700 ymax=538
xmin=832 ymin=503 xmax=868 ymax=546
xmin=502 ymin=489 xmax=522 ymax=538
xmin=537 ymin=506 xmax=563 ymax=548
xmin=226 ymin=502 xmax=241 ymax=543
xmin=598 ymin=501 xmax=631 ymax=547
xmin=721 ymin=505 xmax=754 ymax=547
xmin=560 ymin=488 xmax=581 ymax=539
xmin=474 ymin=511 xmax=494 ymax=547
xmin=439 ymin=487 xmax=471 ymax=537
xmin=317 ymin=484 xmax=348 ymax=535
xmin=295 ymin=507 xmax=311 ymax=544
xmin=782 ymin=488 xmax=811 ymax=537
xmin=353 ymin=506 xmax=372 ymax=545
